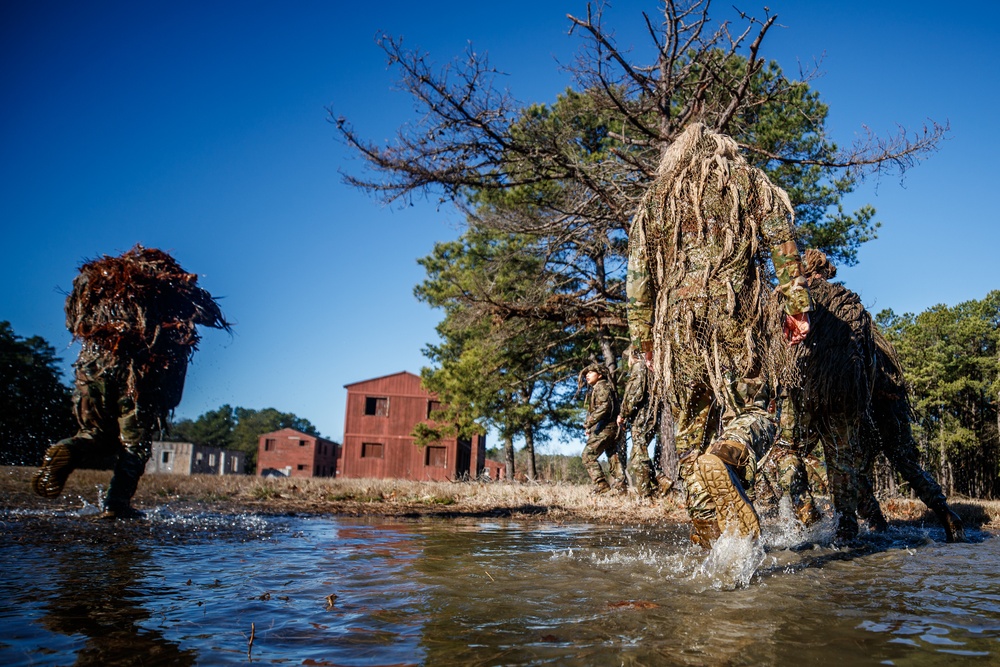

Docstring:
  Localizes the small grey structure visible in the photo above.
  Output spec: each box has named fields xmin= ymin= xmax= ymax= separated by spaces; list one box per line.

xmin=146 ymin=441 xmax=246 ymax=476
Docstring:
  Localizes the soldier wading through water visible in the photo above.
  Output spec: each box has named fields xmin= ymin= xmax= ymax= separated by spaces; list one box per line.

xmin=626 ymin=123 xmax=812 ymax=548
xmin=32 ymin=246 xmax=231 ymax=519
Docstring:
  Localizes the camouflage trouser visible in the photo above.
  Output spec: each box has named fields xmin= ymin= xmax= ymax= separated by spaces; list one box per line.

xmin=627 ymin=422 xmax=656 ymax=497
xmin=809 ymin=415 xmax=864 ymax=537
xmin=582 ymin=424 xmax=625 ymax=491
xmin=58 ymin=352 xmax=184 ymax=508
xmin=673 ymin=381 xmax=774 ymax=522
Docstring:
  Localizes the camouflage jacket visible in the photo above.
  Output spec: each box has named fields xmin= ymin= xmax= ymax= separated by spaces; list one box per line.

xmin=584 ymin=378 xmax=618 ymax=433
xmin=625 ymin=171 xmax=811 ymax=352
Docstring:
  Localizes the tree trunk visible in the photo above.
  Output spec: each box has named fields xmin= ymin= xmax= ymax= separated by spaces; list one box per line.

xmin=524 ymin=429 xmax=537 ymax=481
xmin=503 ymin=434 xmax=516 ymax=483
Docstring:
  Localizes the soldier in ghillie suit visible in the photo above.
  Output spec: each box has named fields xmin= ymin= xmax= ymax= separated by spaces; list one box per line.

xmin=616 ymin=348 xmax=659 ymax=498
xmin=32 ymin=245 xmax=231 ymax=519
xmin=803 ymin=250 xmax=966 ymax=542
xmin=580 ymin=363 xmax=626 ymax=495
xmin=626 ymin=123 xmax=812 ymax=547
xmin=770 ymin=248 xmax=876 ymax=540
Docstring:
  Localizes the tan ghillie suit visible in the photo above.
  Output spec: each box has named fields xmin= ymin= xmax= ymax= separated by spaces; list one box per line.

xmin=626 ymin=123 xmax=811 ymax=545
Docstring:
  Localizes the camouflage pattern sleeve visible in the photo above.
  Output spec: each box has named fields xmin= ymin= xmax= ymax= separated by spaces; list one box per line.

xmin=626 ymin=215 xmax=654 ymax=352
xmin=761 ymin=203 xmax=811 ymax=316
xmin=620 ymin=361 xmax=645 ymax=421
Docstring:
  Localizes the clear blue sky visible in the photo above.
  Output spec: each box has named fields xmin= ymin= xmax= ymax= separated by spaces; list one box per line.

xmin=3 ymin=1 xmax=998 ymax=454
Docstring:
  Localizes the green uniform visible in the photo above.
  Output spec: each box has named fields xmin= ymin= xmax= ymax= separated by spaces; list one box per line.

xmin=581 ymin=376 xmax=625 ymax=493
xmin=625 ymin=124 xmax=810 ymax=538
xmin=57 ymin=344 xmax=187 ymax=510
xmin=619 ymin=356 xmax=657 ymax=496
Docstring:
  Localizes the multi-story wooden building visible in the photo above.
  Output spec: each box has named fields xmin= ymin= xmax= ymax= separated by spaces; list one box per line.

xmin=339 ymin=371 xmax=487 ymax=481
xmin=146 ymin=441 xmax=246 ymax=476
xmin=256 ymin=427 xmax=339 ymax=478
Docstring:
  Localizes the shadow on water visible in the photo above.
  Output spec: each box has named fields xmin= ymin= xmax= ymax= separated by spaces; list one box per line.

xmin=0 ymin=504 xmax=997 ymax=666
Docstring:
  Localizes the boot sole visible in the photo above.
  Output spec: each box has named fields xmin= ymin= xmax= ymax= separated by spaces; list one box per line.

xmin=698 ymin=453 xmax=761 ymax=539
xmin=31 ymin=445 xmax=74 ymax=499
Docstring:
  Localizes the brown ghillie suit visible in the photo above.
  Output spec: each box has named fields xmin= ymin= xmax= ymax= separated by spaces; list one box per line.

xmin=33 ymin=245 xmax=230 ymax=517
xmin=774 ymin=249 xmax=965 ymax=542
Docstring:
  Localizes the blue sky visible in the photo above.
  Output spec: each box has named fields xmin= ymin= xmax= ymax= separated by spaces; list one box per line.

xmin=3 ymin=1 xmax=998 ymax=454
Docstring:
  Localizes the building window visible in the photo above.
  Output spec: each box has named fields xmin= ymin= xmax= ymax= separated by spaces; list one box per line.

xmin=299 ymin=439 xmax=307 ymax=447
xmin=364 ymin=396 xmax=389 ymax=416
xmin=161 ymin=451 xmax=171 ymax=464
xmin=427 ymin=400 xmax=443 ymax=418
xmin=297 ymin=464 xmax=307 ymax=471
xmin=425 ymin=446 xmax=447 ymax=468
xmin=196 ymin=452 xmax=203 ymax=463
xmin=264 ymin=438 xmax=276 ymax=451
xmin=231 ymin=458 xmax=240 ymax=472
xmin=361 ymin=442 xmax=384 ymax=458
xmin=209 ymin=454 xmax=216 ymax=466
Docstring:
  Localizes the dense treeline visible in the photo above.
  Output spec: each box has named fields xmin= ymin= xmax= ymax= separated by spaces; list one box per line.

xmin=0 ymin=321 xmax=74 ymax=466
xmin=876 ymin=291 xmax=1000 ymax=499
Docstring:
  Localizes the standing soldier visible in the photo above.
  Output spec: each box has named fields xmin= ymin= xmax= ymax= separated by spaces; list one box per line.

xmin=617 ymin=348 xmax=657 ymax=497
xmin=626 ymin=123 xmax=812 ymax=547
xmin=31 ymin=246 xmax=231 ymax=519
xmin=580 ymin=363 xmax=626 ymax=495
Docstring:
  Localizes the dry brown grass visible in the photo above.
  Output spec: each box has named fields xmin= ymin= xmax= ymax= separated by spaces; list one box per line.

xmin=3 ymin=466 xmax=997 ymax=532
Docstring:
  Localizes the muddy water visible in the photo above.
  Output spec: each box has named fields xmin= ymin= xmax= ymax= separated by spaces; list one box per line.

xmin=0 ymin=505 xmax=996 ymax=666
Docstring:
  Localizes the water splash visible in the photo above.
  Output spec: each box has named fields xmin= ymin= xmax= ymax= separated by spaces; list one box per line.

xmin=762 ymin=496 xmax=837 ymax=550
xmin=694 ymin=526 xmax=766 ymax=589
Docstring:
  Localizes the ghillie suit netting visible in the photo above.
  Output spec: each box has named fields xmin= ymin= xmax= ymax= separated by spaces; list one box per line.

xmin=772 ymin=250 xmax=877 ymax=427
xmin=65 ymin=245 xmax=231 ymax=402
xmin=631 ymin=123 xmax=800 ymax=414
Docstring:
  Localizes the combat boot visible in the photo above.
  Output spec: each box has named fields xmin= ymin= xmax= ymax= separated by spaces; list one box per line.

xmin=98 ymin=505 xmax=147 ymax=521
xmin=31 ymin=443 xmax=76 ymax=499
xmin=697 ymin=453 xmax=760 ymax=539
xmin=103 ymin=446 xmax=148 ymax=519
xmin=690 ymin=518 xmax=721 ymax=548
xmin=834 ymin=513 xmax=859 ymax=545
xmin=932 ymin=504 xmax=967 ymax=543
xmin=794 ymin=498 xmax=822 ymax=528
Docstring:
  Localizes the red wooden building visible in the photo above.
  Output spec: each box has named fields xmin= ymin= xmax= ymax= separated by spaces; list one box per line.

xmin=340 ymin=371 xmax=487 ymax=480
xmin=256 ymin=427 xmax=339 ymax=478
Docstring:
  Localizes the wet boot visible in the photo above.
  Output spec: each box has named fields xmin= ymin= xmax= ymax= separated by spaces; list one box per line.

xmin=931 ymin=503 xmax=967 ymax=543
xmin=589 ymin=480 xmax=612 ymax=496
xmin=31 ymin=443 xmax=76 ymax=499
xmin=697 ymin=453 xmax=761 ymax=539
xmin=102 ymin=448 xmax=147 ymax=520
xmin=690 ymin=518 xmax=722 ymax=549
xmin=794 ymin=498 xmax=823 ymax=528
xmin=834 ymin=513 xmax=859 ymax=546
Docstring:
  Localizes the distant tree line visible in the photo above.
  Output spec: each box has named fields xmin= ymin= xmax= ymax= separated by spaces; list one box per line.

xmin=0 ymin=321 xmax=74 ymax=466
xmin=875 ymin=291 xmax=1000 ymax=499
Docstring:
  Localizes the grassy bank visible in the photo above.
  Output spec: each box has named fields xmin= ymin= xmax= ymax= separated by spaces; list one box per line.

xmin=3 ymin=466 xmax=998 ymax=532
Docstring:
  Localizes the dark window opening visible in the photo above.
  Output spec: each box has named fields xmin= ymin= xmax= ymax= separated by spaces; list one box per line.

xmin=364 ymin=396 xmax=389 ymax=416
xmin=264 ymin=438 xmax=276 ymax=451
xmin=425 ymin=446 xmax=447 ymax=468
xmin=427 ymin=400 xmax=443 ymax=419
xmin=362 ymin=442 xmax=384 ymax=459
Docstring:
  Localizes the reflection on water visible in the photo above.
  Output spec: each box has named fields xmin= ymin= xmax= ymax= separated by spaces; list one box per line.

xmin=0 ymin=506 xmax=996 ymax=666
